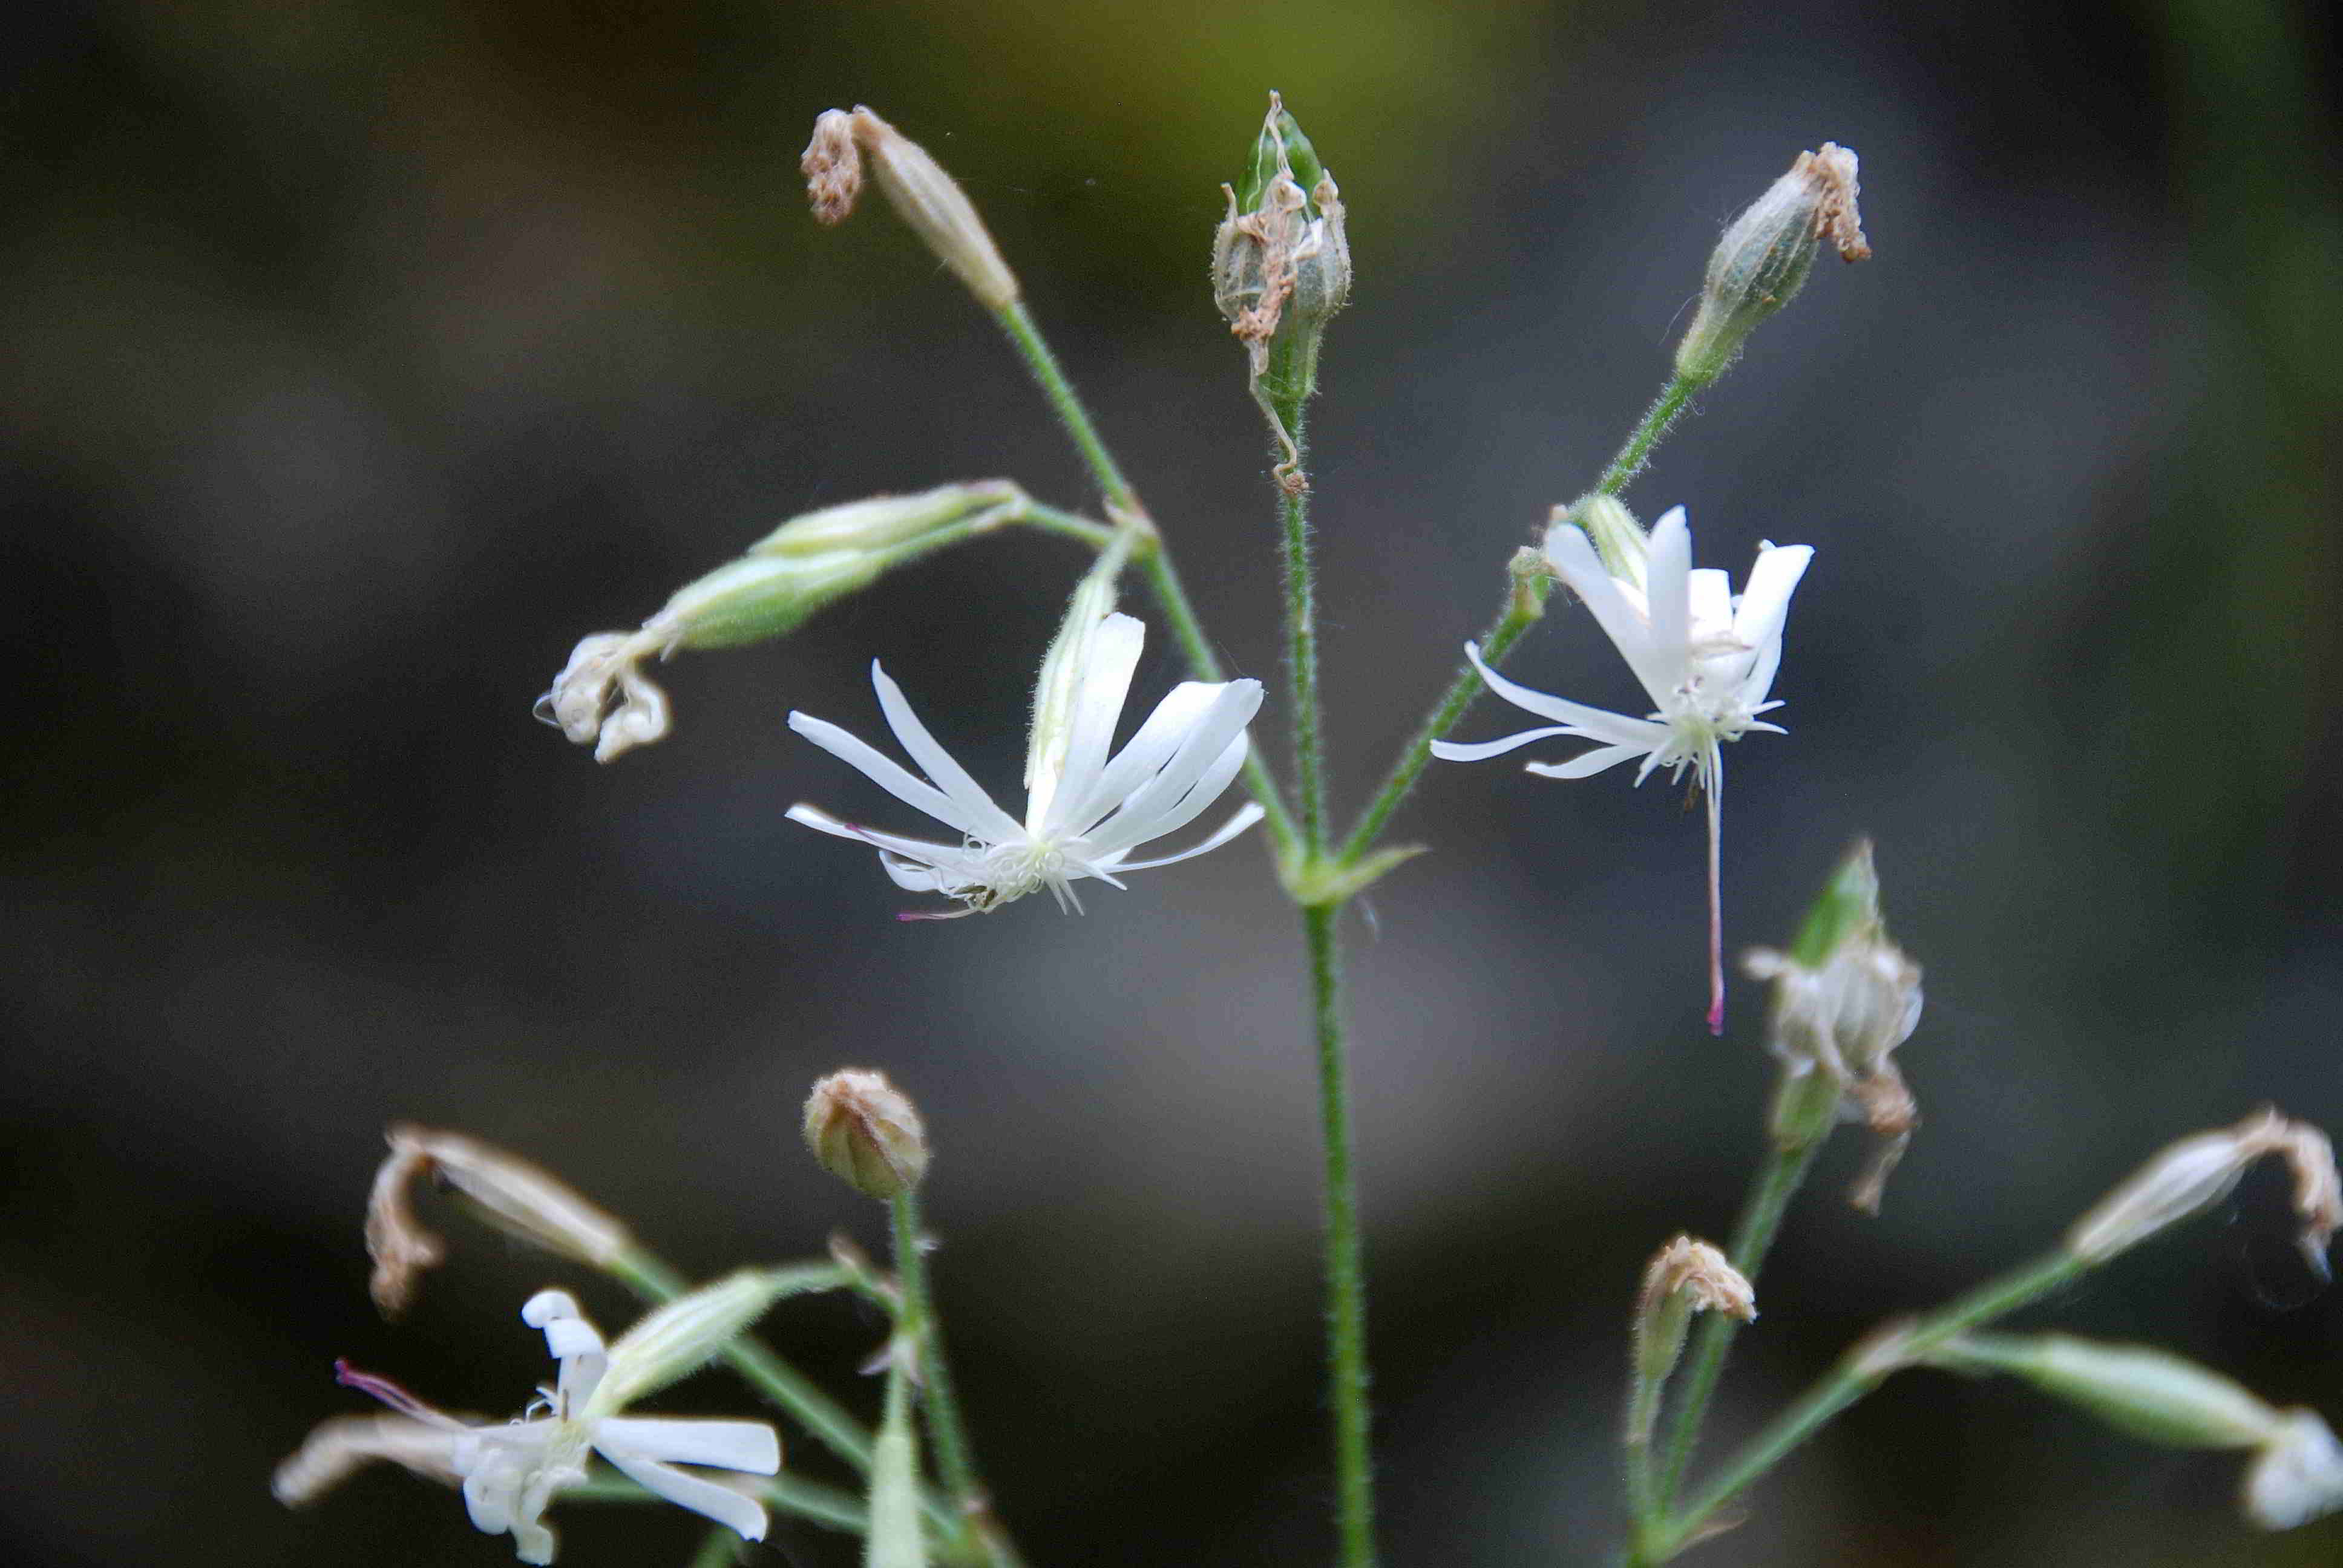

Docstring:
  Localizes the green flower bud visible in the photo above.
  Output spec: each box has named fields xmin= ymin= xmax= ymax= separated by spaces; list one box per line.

xmin=1927 ymin=1334 xmax=2282 ymax=1451
xmin=749 ymin=481 xmax=1018 ymax=557
xmin=804 ymin=1070 xmax=929 ymax=1201
xmin=1674 ymin=143 xmax=1869 ymax=387
xmin=1555 ymin=495 xmax=1648 ymax=592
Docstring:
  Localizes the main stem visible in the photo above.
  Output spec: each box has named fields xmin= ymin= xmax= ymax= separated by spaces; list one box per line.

xmin=891 ymin=1191 xmax=1020 ymax=1568
xmin=1307 ymin=899 xmax=1376 ymax=1567
xmin=1594 ymin=373 xmax=1703 ymax=498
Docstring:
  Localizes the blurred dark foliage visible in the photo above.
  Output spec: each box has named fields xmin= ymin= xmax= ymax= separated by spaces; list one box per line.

xmin=3 ymin=1 xmax=2338 ymax=1565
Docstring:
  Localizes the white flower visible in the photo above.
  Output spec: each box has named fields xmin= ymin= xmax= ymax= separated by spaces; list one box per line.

xmin=787 ymin=610 xmax=1265 ymax=917
xmin=275 ymin=1290 xmax=779 ymax=1564
xmin=1432 ymin=505 xmax=1812 ymax=1031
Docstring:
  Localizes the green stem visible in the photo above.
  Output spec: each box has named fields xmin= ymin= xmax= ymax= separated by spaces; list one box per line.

xmin=993 ymin=301 xmax=1139 ymax=512
xmin=1305 ymin=900 xmax=1377 ymax=1567
xmin=608 ymin=1248 xmax=877 ymax=1477
xmin=1009 ymin=498 xmax=1118 ymax=550
xmin=1593 ymin=373 xmax=1703 ymax=498
xmin=1265 ymin=346 xmax=1326 ymax=850
xmin=1654 ymin=1130 xmax=1830 ymax=1506
xmin=1639 ymin=1252 xmax=2087 ymax=1562
xmin=891 ymin=1192 xmax=1021 ymax=1568
xmin=1336 ymin=580 xmax=1547 ymax=864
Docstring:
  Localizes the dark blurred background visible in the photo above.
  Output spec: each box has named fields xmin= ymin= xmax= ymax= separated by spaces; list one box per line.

xmin=5 ymin=0 xmax=2339 ymax=1564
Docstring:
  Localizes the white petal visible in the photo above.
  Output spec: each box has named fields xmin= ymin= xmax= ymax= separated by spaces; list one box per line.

xmin=1063 ymin=682 xmax=1222 ymax=832
xmin=868 ymin=664 xmax=1026 ymax=840
xmin=1087 ymin=727 xmax=1251 ymax=856
xmin=1545 ymin=523 xmax=1676 ymax=705
xmin=1044 ymin=613 xmax=1145 ymax=829
xmin=788 ymin=710 xmax=1009 ymax=841
xmin=594 ymin=1418 xmax=779 ymax=1475
xmin=1458 ymin=642 xmax=1671 ymax=748
xmin=1081 ymin=681 xmax=1261 ymax=844
xmin=1524 ymin=742 xmax=1650 ymax=779
xmin=1110 ymin=802 xmax=1265 ymax=871
xmin=1431 ymin=725 xmax=1580 ymax=762
xmin=1645 ymin=506 xmax=1693 ymax=678
xmin=784 ymin=805 xmax=991 ymax=887
xmin=598 ymin=1449 xmax=769 ymax=1543
xmin=1732 ymin=543 xmax=1811 ymax=704
xmin=1686 ymin=567 xmax=1733 ymax=635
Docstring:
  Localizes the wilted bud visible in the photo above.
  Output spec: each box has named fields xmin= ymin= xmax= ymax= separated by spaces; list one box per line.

xmin=1628 ymin=1236 xmax=1755 ymax=1442
xmin=2066 ymin=1107 xmax=2339 ymax=1275
xmin=1674 ymin=143 xmax=1869 ymax=387
xmin=2245 ymin=1410 xmax=2343 ymax=1530
xmin=366 ymin=1125 xmax=631 ymax=1317
xmin=1211 ymin=93 xmax=1352 ymax=407
xmin=1552 ymin=495 xmax=1647 ymax=592
xmin=540 ymin=483 xmax=1026 ymax=761
xmin=804 ymin=1070 xmax=929 ymax=1200
xmin=1743 ymin=841 xmax=1924 ymax=1210
xmin=800 ymin=106 xmax=1019 ymax=310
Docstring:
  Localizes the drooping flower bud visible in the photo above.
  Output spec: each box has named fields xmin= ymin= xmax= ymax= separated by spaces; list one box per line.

xmin=539 ymin=483 xmax=1027 ymax=762
xmin=1922 ymin=1333 xmax=2343 ymax=1530
xmin=1742 ymin=840 xmax=1923 ymax=1210
xmin=1552 ymin=495 xmax=1648 ymax=592
xmin=804 ymin=1070 xmax=929 ymax=1200
xmin=801 ymin=106 xmax=1020 ymax=310
xmin=1674 ymin=143 xmax=1869 ymax=387
xmin=2066 ymin=1107 xmax=2339 ymax=1275
xmin=1627 ymin=1236 xmax=1755 ymax=1443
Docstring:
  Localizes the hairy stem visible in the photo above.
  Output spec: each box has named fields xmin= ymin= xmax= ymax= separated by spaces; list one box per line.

xmin=1594 ymin=373 xmax=1703 ymax=498
xmin=1306 ymin=900 xmax=1377 ymax=1567
xmin=891 ymin=1191 xmax=1022 ymax=1568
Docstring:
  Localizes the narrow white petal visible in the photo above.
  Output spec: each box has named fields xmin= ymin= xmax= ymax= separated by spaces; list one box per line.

xmin=1460 ymin=642 xmax=1672 ymax=747
xmin=1065 ymin=682 xmax=1222 ymax=832
xmin=1043 ymin=613 xmax=1145 ymax=830
xmin=1431 ymin=725 xmax=1579 ymax=762
xmin=1080 ymin=681 xmax=1261 ymax=842
xmin=788 ymin=711 xmax=1005 ymax=841
xmin=1645 ymin=506 xmax=1693 ymax=676
xmin=1686 ymin=567 xmax=1733 ymax=633
xmin=1545 ymin=524 xmax=1677 ymax=705
xmin=1109 ymin=802 xmax=1265 ymax=871
xmin=785 ymin=805 xmax=990 ymax=886
xmin=1524 ymin=742 xmax=1650 ymax=779
xmin=1732 ymin=544 xmax=1811 ymax=705
xmin=879 ymin=854 xmax=951 ymax=893
xmin=594 ymin=1419 xmax=779 ymax=1475
xmin=598 ymin=1449 xmax=769 ymax=1543
xmin=1087 ymin=727 xmax=1251 ymax=855
xmin=867 ymin=665 xmax=1025 ymax=840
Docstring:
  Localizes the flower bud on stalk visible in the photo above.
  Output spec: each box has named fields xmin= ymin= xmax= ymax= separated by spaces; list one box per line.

xmin=2066 ymin=1106 xmax=2339 ymax=1275
xmin=539 ymin=483 xmax=1022 ymax=762
xmin=801 ymin=106 xmax=1020 ymax=310
xmin=1559 ymin=494 xmax=1648 ymax=592
xmin=1743 ymin=840 xmax=1923 ymax=1210
xmin=1674 ymin=143 xmax=1869 ymax=387
xmin=1628 ymin=1236 xmax=1755 ymax=1443
xmin=804 ymin=1070 xmax=929 ymax=1201
xmin=1922 ymin=1334 xmax=2343 ymax=1530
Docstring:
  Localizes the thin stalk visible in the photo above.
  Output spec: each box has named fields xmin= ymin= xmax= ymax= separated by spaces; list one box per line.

xmin=891 ymin=1191 xmax=1022 ymax=1568
xmin=1642 ymin=1252 xmax=2087 ymax=1561
xmin=1336 ymin=584 xmax=1546 ymax=864
xmin=1265 ymin=339 xmax=1326 ymax=848
xmin=1305 ymin=900 xmax=1377 ymax=1568
xmin=1594 ymin=373 xmax=1703 ymax=498
xmin=1654 ymin=1131 xmax=1830 ymax=1508
xmin=993 ymin=301 xmax=1138 ymax=512
xmin=1010 ymin=498 xmax=1118 ymax=550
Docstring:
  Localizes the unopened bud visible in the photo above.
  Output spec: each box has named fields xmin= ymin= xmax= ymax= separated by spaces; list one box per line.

xmin=804 ymin=1070 xmax=929 ymax=1200
xmin=801 ymin=106 xmax=1019 ymax=310
xmin=1927 ymin=1333 xmax=2282 ymax=1448
xmin=1674 ymin=143 xmax=1868 ymax=387
xmin=1628 ymin=1236 xmax=1755 ymax=1443
xmin=366 ymin=1125 xmax=631 ymax=1316
xmin=1743 ymin=841 xmax=1923 ymax=1210
xmin=750 ymin=481 xmax=1019 ymax=558
xmin=1553 ymin=495 xmax=1647 ymax=592
xmin=589 ymin=1268 xmax=809 ymax=1417
xmin=2066 ymin=1107 xmax=2339 ymax=1274
xmin=1211 ymin=93 xmax=1352 ymax=376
